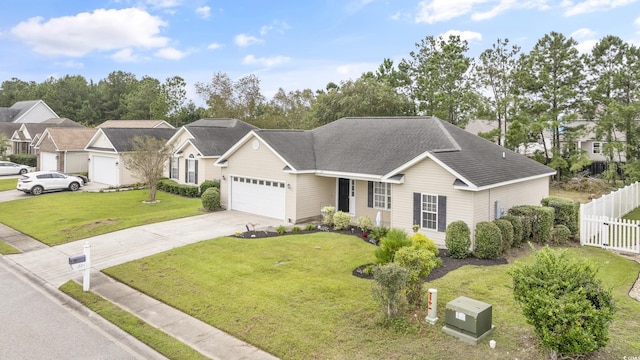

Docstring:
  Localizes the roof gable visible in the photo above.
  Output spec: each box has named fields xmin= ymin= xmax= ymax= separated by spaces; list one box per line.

xmin=92 ymin=128 xmax=177 ymax=152
xmin=97 ymin=120 xmax=174 ymax=128
xmin=37 ymin=128 xmax=98 ymax=150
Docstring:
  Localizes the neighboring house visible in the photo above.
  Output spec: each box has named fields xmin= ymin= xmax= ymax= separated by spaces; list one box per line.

xmin=560 ymin=120 xmax=627 ymax=163
xmin=464 ymin=119 xmax=552 ymax=156
xmin=35 ymin=128 xmax=98 ymax=173
xmin=215 ymin=117 xmax=556 ymax=246
xmin=0 ymin=100 xmax=59 ymax=124
xmin=85 ymin=128 xmax=176 ymax=186
xmin=10 ymin=118 xmax=85 ymax=155
xmin=97 ymin=120 xmax=174 ymax=129
xmin=0 ymin=123 xmax=21 ymax=156
xmin=165 ymin=119 xmax=257 ymax=186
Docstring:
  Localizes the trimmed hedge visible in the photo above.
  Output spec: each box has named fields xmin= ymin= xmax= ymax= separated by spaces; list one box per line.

xmin=508 ymin=205 xmax=555 ymax=244
xmin=494 ymin=218 xmax=514 ymax=253
xmin=201 ymin=187 xmax=220 ymax=211
xmin=551 ymin=225 xmax=571 ymax=244
xmin=445 ymin=221 xmax=471 ymax=259
xmin=199 ymin=179 xmax=220 ymax=194
xmin=9 ymin=153 xmax=36 ymax=167
xmin=541 ymin=197 xmax=579 ymax=237
xmin=333 ymin=211 xmax=352 ymax=230
xmin=157 ymin=178 xmax=199 ymax=197
xmin=501 ymin=215 xmax=524 ymax=247
xmin=473 ymin=221 xmax=503 ymax=259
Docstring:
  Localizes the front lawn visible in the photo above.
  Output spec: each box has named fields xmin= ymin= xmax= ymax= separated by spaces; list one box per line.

xmin=0 ymin=190 xmax=203 ymax=246
xmin=0 ymin=178 xmax=18 ymax=191
xmin=104 ymin=233 xmax=640 ymax=359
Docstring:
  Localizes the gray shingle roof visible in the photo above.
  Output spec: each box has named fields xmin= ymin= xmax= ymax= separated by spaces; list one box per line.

xmin=185 ymin=119 xmax=257 ymax=156
xmin=255 ymin=116 xmax=554 ymax=188
xmin=99 ymin=128 xmax=177 ymax=152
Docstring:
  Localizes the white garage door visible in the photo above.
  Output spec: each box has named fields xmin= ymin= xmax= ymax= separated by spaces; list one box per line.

xmin=41 ymin=152 xmax=57 ymax=171
xmin=231 ymin=176 xmax=285 ymax=220
xmin=92 ymin=156 xmax=117 ymax=186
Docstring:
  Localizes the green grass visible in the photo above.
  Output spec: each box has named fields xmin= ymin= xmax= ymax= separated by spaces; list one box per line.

xmin=0 ymin=240 xmax=20 ymax=254
xmin=104 ymin=233 xmax=640 ymax=359
xmin=623 ymin=207 xmax=640 ymax=221
xmin=59 ymin=281 xmax=208 ymax=360
xmin=0 ymin=190 xmax=203 ymax=245
xmin=0 ymin=178 xmax=18 ymax=191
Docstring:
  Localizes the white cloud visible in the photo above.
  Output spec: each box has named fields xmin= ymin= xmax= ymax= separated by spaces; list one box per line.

xmin=196 ymin=6 xmax=211 ymax=19
xmin=471 ymin=0 xmax=517 ymax=20
xmin=575 ymin=39 xmax=598 ymax=53
xmin=441 ymin=30 xmax=483 ymax=42
xmin=111 ymin=48 xmax=141 ymax=63
xmin=259 ymin=20 xmax=290 ymax=35
xmin=55 ymin=60 xmax=84 ymax=69
xmin=146 ymin=0 xmax=182 ymax=8
xmin=563 ymin=0 xmax=638 ymax=16
xmin=207 ymin=42 xmax=223 ymax=50
xmin=242 ymin=54 xmax=290 ymax=67
xmin=11 ymin=8 xmax=169 ymax=57
xmin=415 ymin=0 xmax=484 ymax=24
xmin=571 ymin=27 xmax=596 ymax=39
xmin=235 ymin=33 xmax=263 ymax=47
xmin=155 ymin=47 xmax=186 ymax=60
xmin=336 ymin=62 xmax=374 ymax=76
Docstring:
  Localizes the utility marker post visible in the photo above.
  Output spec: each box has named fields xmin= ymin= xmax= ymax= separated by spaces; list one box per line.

xmin=83 ymin=242 xmax=91 ymax=291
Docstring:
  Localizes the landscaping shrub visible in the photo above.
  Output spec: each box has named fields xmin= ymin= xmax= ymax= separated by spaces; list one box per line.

xmin=9 ymin=153 xmax=36 ymax=167
xmin=508 ymin=205 xmax=535 ymax=241
xmin=372 ymin=263 xmax=409 ymax=318
xmin=370 ymin=225 xmax=389 ymax=242
xmin=551 ymin=225 xmax=571 ymax=244
xmin=508 ymin=205 xmax=555 ymax=244
xmin=473 ymin=221 xmax=503 ymax=259
xmin=445 ymin=221 xmax=471 ymax=259
xmin=375 ymin=228 xmax=411 ymax=264
xmin=201 ymin=187 xmax=220 ymax=211
xmin=158 ymin=178 xmax=199 ymax=197
xmin=494 ymin=218 xmax=514 ymax=253
xmin=501 ymin=215 xmax=524 ymax=247
xmin=541 ymin=196 xmax=579 ymax=237
xmin=305 ymin=224 xmax=315 ymax=231
xmin=333 ymin=211 xmax=351 ymax=230
xmin=409 ymin=232 xmax=439 ymax=256
xmin=395 ymin=246 xmax=440 ymax=306
xmin=510 ymin=247 xmax=616 ymax=358
xmin=321 ymin=206 xmax=335 ymax=226
xmin=291 ymin=226 xmax=301 ymax=232
xmin=276 ymin=225 xmax=287 ymax=234
xmin=358 ymin=216 xmax=374 ymax=233
xmin=199 ymin=179 xmax=220 ymax=195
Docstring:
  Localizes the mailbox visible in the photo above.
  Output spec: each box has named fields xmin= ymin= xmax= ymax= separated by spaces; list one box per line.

xmin=68 ymin=255 xmax=86 ymax=265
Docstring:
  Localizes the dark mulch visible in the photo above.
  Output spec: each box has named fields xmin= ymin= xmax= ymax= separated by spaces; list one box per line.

xmin=235 ymin=226 xmax=532 ymax=282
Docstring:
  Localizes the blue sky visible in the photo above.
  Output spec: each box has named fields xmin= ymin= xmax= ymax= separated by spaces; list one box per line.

xmin=1 ymin=0 xmax=639 ymax=103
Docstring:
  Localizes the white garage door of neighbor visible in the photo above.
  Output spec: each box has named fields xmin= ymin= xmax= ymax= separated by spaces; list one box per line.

xmin=41 ymin=152 xmax=57 ymax=171
xmin=92 ymin=156 xmax=117 ymax=186
xmin=231 ymin=176 xmax=285 ymax=220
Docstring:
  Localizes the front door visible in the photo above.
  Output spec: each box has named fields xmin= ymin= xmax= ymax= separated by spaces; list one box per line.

xmin=338 ymin=178 xmax=350 ymax=213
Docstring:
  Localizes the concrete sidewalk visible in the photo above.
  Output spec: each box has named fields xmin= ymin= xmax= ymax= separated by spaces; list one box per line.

xmin=2 ymin=210 xmax=282 ymax=360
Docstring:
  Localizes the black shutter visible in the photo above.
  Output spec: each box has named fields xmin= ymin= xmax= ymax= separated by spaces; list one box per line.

xmin=367 ymin=181 xmax=373 ymax=208
xmin=176 ymin=158 xmax=179 ymax=179
xmin=184 ymin=159 xmax=188 ymax=182
xmin=413 ymin=192 xmax=421 ymax=227
xmin=437 ymin=196 xmax=447 ymax=232
xmin=194 ymin=160 xmax=199 ymax=184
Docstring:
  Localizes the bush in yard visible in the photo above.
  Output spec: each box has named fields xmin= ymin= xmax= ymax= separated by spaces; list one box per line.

xmin=370 ymin=225 xmax=389 ymax=242
xmin=321 ymin=206 xmax=335 ymax=226
xmin=501 ymin=215 xmax=524 ymax=247
xmin=358 ymin=216 xmax=374 ymax=233
xmin=508 ymin=205 xmax=535 ymax=241
xmin=510 ymin=246 xmax=616 ymax=358
xmin=372 ymin=263 xmax=409 ymax=319
xmin=333 ymin=211 xmax=352 ymax=230
xmin=445 ymin=221 xmax=471 ymax=259
xmin=375 ymin=228 xmax=411 ymax=264
xmin=494 ymin=219 xmax=514 ymax=254
xmin=276 ymin=225 xmax=287 ymax=234
xmin=291 ymin=226 xmax=301 ymax=232
xmin=199 ymin=180 xmax=220 ymax=194
xmin=395 ymin=246 xmax=441 ymax=306
xmin=9 ymin=153 xmax=36 ymax=167
xmin=305 ymin=224 xmax=315 ymax=231
xmin=409 ymin=232 xmax=439 ymax=256
xmin=541 ymin=196 xmax=579 ymax=237
xmin=473 ymin=221 xmax=503 ymax=259
xmin=551 ymin=225 xmax=571 ymax=245
xmin=201 ymin=187 xmax=220 ymax=211
xmin=158 ymin=178 xmax=199 ymax=197
xmin=508 ymin=205 xmax=555 ymax=244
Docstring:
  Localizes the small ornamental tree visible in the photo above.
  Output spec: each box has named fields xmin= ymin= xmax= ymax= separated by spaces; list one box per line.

xmin=510 ymin=247 xmax=616 ymax=359
xmin=372 ymin=263 xmax=409 ymax=318
xmin=395 ymin=246 xmax=440 ymax=306
xmin=123 ymin=135 xmax=174 ymax=202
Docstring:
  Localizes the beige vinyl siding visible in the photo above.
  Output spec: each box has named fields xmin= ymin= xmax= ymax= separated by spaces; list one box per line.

xmin=294 ymin=174 xmax=334 ymax=223
xmin=91 ymin=133 xmax=114 ymax=149
xmin=167 ymin=131 xmax=193 ymax=183
xmin=472 ymin=177 xmax=550 ymax=223
xmin=200 ymin=158 xmax=222 ymax=183
xmin=16 ymin=103 xmax=56 ymax=123
xmin=355 ymin=180 xmax=391 ymax=226
xmin=65 ymin=152 xmax=89 ymax=173
xmin=391 ymin=158 xmax=473 ymax=246
xmin=119 ymin=156 xmax=138 ymax=185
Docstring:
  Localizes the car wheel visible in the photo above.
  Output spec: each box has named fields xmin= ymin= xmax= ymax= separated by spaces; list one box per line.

xmin=31 ymin=186 xmax=44 ymax=196
xmin=69 ymin=182 xmax=80 ymax=192
xmin=19 ymin=168 xmax=27 ymax=175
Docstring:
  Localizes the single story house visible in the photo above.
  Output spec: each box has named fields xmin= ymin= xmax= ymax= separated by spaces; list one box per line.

xmin=215 ymin=117 xmax=556 ymax=246
xmin=35 ymin=128 xmax=98 ymax=173
xmin=10 ymin=118 xmax=85 ymax=155
xmin=85 ymin=127 xmax=176 ymax=186
xmin=165 ymin=119 xmax=257 ymax=186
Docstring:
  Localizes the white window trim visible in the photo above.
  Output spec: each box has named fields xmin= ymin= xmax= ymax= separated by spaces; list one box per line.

xmin=421 ymin=193 xmax=438 ymax=230
xmin=373 ymin=182 xmax=391 ymax=210
xmin=170 ymin=156 xmax=179 ymax=180
xmin=187 ymin=155 xmax=196 ymax=184
xmin=592 ymin=142 xmax=603 ymax=154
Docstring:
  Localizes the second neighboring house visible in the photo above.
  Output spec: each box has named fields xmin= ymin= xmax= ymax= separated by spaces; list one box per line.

xmin=85 ymin=128 xmax=177 ymax=186
xmin=0 ymin=100 xmax=59 ymax=124
xmin=215 ymin=117 xmax=556 ymax=246
xmin=97 ymin=119 xmax=174 ymax=129
xmin=35 ymin=128 xmax=98 ymax=173
xmin=165 ymin=119 xmax=257 ymax=186
xmin=10 ymin=118 xmax=85 ymax=155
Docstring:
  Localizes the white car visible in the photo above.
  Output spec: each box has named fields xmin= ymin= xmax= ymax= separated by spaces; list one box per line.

xmin=0 ymin=161 xmax=30 ymax=176
xmin=17 ymin=171 xmax=84 ymax=195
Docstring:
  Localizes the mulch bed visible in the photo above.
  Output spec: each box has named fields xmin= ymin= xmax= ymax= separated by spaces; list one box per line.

xmin=235 ymin=225 xmax=522 ymax=282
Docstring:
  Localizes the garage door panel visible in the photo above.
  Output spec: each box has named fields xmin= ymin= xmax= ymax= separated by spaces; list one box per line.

xmin=92 ymin=156 xmax=117 ymax=186
xmin=231 ymin=177 xmax=285 ymax=220
xmin=41 ymin=152 xmax=57 ymax=171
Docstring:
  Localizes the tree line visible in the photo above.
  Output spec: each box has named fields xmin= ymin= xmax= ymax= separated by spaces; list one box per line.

xmin=2 ymin=31 xmax=640 ymax=182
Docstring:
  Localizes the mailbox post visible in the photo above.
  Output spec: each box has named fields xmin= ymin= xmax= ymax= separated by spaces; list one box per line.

xmin=68 ymin=242 xmax=91 ymax=291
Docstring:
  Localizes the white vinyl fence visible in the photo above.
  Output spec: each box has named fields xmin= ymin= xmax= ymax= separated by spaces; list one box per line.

xmin=580 ymin=182 xmax=640 ymax=254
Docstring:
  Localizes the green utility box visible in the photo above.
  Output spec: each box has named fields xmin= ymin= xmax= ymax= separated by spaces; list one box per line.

xmin=442 ymin=296 xmax=495 ymax=345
